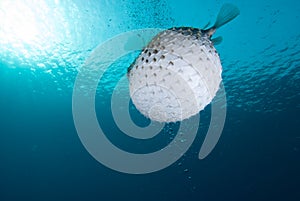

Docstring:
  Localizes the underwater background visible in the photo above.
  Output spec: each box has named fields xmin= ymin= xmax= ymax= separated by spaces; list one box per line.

xmin=0 ymin=0 xmax=299 ymax=200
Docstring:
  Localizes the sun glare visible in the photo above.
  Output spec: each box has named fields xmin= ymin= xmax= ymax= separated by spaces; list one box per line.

xmin=0 ymin=1 xmax=41 ymax=45
xmin=0 ymin=0 xmax=68 ymax=68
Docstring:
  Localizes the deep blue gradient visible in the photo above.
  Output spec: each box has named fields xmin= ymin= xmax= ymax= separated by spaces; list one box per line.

xmin=0 ymin=0 xmax=299 ymax=201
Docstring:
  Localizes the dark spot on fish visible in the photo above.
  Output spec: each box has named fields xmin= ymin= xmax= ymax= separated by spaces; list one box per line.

xmin=141 ymin=57 xmax=144 ymax=61
xmin=127 ymin=64 xmax=133 ymax=73
xmin=153 ymin=73 xmax=157 ymax=76
xmin=169 ymin=61 xmax=174 ymax=65
xmin=201 ymin=49 xmax=204 ymax=52
xmin=161 ymin=55 xmax=165 ymax=59
xmin=210 ymin=45 xmax=213 ymax=48
xmin=159 ymin=66 xmax=162 ymax=69
xmin=142 ymin=66 xmax=144 ymax=69
xmin=214 ymin=50 xmax=217 ymax=53
xmin=145 ymin=49 xmax=148 ymax=53
xmin=145 ymin=74 xmax=148 ymax=77
xmin=146 ymin=59 xmax=149 ymax=63
xmin=150 ymin=66 xmax=153 ymax=70
xmin=148 ymin=52 xmax=151 ymax=57
xmin=130 ymin=73 xmax=133 ymax=76
xmin=207 ymin=57 xmax=210 ymax=61
xmin=135 ymin=65 xmax=138 ymax=69
xmin=162 ymin=46 xmax=165 ymax=49
xmin=153 ymin=49 xmax=158 ymax=54
xmin=209 ymin=50 xmax=212 ymax=53
xmin=153 ymin=58 xmax=157 ymax=62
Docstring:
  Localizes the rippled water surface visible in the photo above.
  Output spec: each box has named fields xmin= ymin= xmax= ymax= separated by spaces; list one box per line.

xmin=1 ymin=0 xmax=299 ymax=112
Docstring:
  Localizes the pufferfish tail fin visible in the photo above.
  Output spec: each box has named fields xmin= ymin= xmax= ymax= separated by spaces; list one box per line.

xmin=213 ymin=3 xmax=240 ymax=29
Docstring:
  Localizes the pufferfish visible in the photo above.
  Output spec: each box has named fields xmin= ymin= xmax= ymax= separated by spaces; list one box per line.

xmin=127 ymin=4 xmax=240 ymax=123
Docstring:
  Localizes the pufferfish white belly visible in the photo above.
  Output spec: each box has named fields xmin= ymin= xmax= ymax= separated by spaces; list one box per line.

xmin=127 ymin=4 xmax=240 ymax=123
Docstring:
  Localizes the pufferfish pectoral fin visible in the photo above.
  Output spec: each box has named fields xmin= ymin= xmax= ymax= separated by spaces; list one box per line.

xmin=211 ymin=36 xmax=223 ymax=45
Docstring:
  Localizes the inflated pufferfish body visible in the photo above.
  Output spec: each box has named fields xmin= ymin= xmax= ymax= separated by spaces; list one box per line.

xmin=128 ymin=4 xmax=240 ymax=123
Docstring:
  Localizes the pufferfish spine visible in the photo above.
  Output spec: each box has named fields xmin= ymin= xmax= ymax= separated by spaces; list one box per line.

xmin=128 ymin=4 xmax=240 ymax=123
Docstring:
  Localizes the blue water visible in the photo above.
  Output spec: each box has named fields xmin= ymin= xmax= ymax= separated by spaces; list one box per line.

xmin=0 ymin=0 xmax=299 ymax=200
